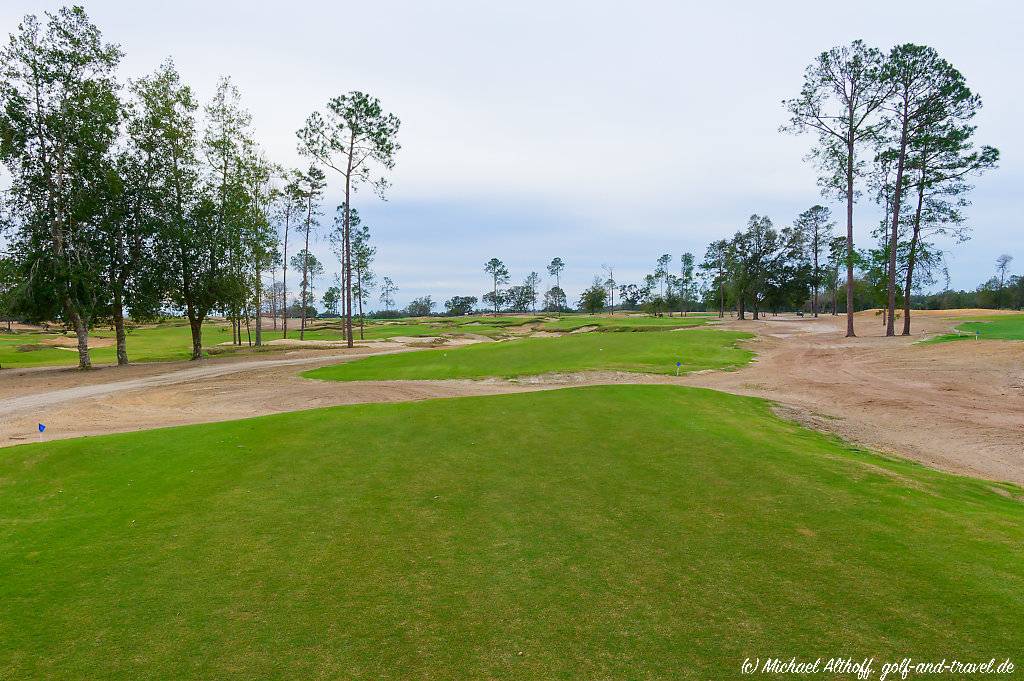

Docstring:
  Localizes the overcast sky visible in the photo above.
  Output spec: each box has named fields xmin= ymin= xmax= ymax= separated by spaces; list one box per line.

xmin=3 ymin=0 xmax=1021 ymax=308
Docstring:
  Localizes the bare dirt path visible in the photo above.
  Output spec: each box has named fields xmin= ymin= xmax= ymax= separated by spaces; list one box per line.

xmin=683 ymin=311 xmax=1024 ymax=485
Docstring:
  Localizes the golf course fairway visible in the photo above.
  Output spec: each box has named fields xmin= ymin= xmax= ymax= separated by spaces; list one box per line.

xmin=1 ymin=385 xmax=1020 ymax=679
xmin=304 ymin=329 xmax=753 ymax=381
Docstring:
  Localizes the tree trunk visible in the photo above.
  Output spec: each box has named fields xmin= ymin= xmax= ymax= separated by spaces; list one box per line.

xmin=343 ymin=136 xmax=355 ymax=348
xmin=254 ymin=270 xmax=262 ymax=348
xmin=886 ymin=105 xmax=910 ymax=337
xmin=270 ymin=268 xmax=277 ymax=331
xmin=738 ymin=297 xmax=746 ymax=320
xmin=812 ymin=231 xmax=819 ymax=317
xmin=902 ymin=185 xmax=925 ymax=336
xmin=112 ymin=291 xmax=128 ymax=366
xmin=282 ymin=214 xmax=289 ymax=339
xmin=845 ymin=138 xmax=856 ymax=338
xmin=188 ymin=311 xmax=203 ymax=361
xmin=357 ymin=268 xmax=365 ymax=340
xmin=67 ymin=303 xmax=92 ymax=370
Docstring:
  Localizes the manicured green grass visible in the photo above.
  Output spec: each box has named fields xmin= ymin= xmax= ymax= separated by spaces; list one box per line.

xmin=925 ymin=314 xmax=1024 ymax=343
xmin=0 ymin=314 xmax=712 ymax=369
xmin=304 ymin=329 xmax=752 ymax=381
xmin=1 ymin=385 xmax=1020 ymax=679
xmin=0 ymin=317 xmax=543 ymax=369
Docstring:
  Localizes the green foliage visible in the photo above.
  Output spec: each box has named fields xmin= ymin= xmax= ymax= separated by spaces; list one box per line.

xmin=577 ymin=277 xmax=607 ymax=314
xmin=483 ymin=258 xmax=510 ymax=313
xmin=0 ymin=6 xmax=123 ymax=367
xmin=444 ymin=296 xmax=477 ymax=316
xmin=321 ymin=286 xmax=341 ymax=316
xmin=405 ymin=296 xmax=435 ymax=317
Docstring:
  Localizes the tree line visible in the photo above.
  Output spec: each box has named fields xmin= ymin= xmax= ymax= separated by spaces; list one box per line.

xmin=417 ymin=41 xmax=999 ymax=326
xmin=0 ymin=6 xmax=399 ymax=369
xmin=0 ymin=20 xmax=1002 ymax=355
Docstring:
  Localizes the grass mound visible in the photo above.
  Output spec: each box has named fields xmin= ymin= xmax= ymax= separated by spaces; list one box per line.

xmin=925 ymin=313 xmax=1024 ymax=343
xmin=0 ymin=385 xmax=1020 ymax=678
xmin=539 ymin=314 xmax=709 ymax=332
xmin=304 ymin=329 xmax=752 ymax=381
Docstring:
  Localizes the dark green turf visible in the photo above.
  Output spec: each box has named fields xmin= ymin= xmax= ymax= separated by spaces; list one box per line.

xmin=1 ymin=385 xmax=1020 ymax=679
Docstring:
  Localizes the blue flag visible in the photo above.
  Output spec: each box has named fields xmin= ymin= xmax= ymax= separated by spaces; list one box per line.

xmin=676 ymin=361 xmax=681 ymax=367
xmin=38 ymin=423 xmax=45 ymax=433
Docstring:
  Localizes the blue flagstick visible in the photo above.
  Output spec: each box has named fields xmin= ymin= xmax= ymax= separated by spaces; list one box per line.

xmin=675 ymin=361 xmax=681 ymax=377
xmin=37 ymin=423 xmax=45 ymax=443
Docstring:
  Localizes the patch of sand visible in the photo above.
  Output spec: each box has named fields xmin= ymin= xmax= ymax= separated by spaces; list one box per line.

xmin=682 ymin=312 xmax=1024 ymax=485
xmin=41 ymin=336 xmax=115 ymax=349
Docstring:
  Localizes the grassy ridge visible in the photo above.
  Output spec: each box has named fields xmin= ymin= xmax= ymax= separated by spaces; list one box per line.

xmin=925 ymin=314 xmax=1024 ymax=343
xmin=304 ymin=329 xmax=751 ymax=381
xmin=0 ymin=385 xmax=1020 ymax=679
xmin=538 ymin=314 xmax=710 ymax=332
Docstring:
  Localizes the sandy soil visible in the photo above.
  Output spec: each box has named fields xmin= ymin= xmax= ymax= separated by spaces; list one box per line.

xmin=683 ymin=311 xmax=1024 ymax=485
xmin=2 ymin=310 xmax=1022 ymax=486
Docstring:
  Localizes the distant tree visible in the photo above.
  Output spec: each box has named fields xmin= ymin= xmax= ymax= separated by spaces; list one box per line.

xmin=602 ymin=264 xmax=616 ymax=312
xmin=405 ymin=295 xmax=435 ymax=317
xmin=793 ymin=206 xmax=835 ymax=317
xmin=678 ymin=253 xmax=695 ymax=315
xmin=618 ymin=283 xmax=642 ymax=309
xmin=524 ymin=271 xmax=541 ymax=312
xmin=275 ymin=170 xmax=306 ymax=338
xmin=483 ymin=258 xmax=510 ymax=314
xmin=342 ymin=206 xmax=376 ymax=339
xmin=995 ymin=250 xmax=1011 ymax=290
xmin=444 ymin=296 xmax=477 ymax=316
xmin=322 ymin=286 xmax=341 ymax=316
xmin=543 ymin=286 xmax=567 ymax=312
xmin=824 ymin=236 xmax=847 ymax=315
xmin=294 ymin=167 xmax=325 ymax=339
xmin=727 ymin=215 xmax=793 ymax=320
xmin=504 ymin=285 xmax=534 ymax=312
xmin=546 ymin=257 xmax=566 ymax=316
xmin=297 ymin=91 xmax=400 ymax=347
xmin=482 ymin=290 xmax=505 ymax=313
xmin=379 ymin=276 xmax=398 ymax=312
xmin=578 ymin=277 xmax=608 ymax=314
xmin=290 ymin=249 xmax=323 ymax=334
xmin=784 ymin=40 xmax=892 ymax=337
xmin=642 ymin=295 xmax=667 ymax=316
xmin=700 ymin=240 xmax=729 ymax=318
xmin=664 ymin=274 xmax=681 ymax=315
xmin=655 ymin=254 xmax=672 ymax=298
